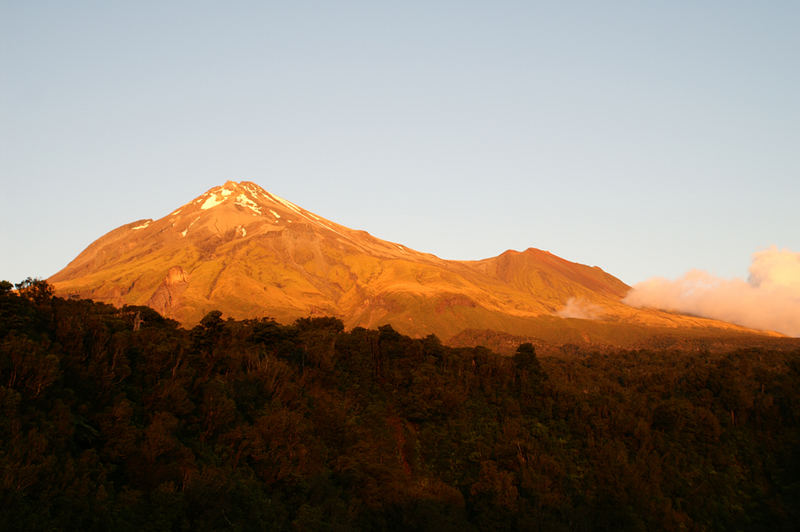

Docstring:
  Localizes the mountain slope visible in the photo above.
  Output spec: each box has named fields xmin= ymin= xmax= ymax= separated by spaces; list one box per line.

xmin=50 ymin=181 xmax=771 ymax=343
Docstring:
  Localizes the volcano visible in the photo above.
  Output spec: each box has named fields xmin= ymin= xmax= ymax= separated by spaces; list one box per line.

xmin=50 ymin=181 xmax=771 ymax=345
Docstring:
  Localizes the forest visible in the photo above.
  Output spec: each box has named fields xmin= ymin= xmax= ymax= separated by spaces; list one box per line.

xmin=1 ymin=278 xmax=799 ymax=531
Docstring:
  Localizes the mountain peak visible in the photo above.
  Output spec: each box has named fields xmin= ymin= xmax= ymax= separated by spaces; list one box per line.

xmin=187 ymin=181 xmax=300 ymax=214
xmin=109 ymin=180 xmax=404 ymax=260
xmin=170 ymin=181 xmax=306 ymax=226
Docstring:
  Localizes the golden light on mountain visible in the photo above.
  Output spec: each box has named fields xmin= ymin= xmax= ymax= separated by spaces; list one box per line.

xmin=50 ymin=181 xmax=775 ymax=345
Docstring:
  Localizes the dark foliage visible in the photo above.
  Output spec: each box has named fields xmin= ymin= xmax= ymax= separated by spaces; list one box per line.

xmin=1 ymin=281 xmax=799 ymax=530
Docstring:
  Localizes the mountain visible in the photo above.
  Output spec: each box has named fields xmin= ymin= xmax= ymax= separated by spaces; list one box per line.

xmin=50 ymin=181 xmax=772 ymax=344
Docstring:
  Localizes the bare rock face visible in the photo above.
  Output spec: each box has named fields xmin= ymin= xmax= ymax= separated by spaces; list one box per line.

xmin=166 ymin=266 xmax=189 ymax=285
xmin=50 ymin=181 xmax=770 ymax=344
xmin=147 ymin=266 xmax=189 ymax=316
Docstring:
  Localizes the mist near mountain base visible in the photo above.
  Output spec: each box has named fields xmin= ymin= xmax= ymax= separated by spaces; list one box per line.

xmin=624 ymin=247 xmax=800 ymax=336
xmin=557 ymin=298 xmax=605 ymax=320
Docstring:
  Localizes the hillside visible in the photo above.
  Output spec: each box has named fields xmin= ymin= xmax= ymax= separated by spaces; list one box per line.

xmin=50 ymin=181 xmax=773 ymax=344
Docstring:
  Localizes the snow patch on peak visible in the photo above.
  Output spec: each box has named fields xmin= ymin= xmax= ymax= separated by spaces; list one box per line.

xmin=131 ymin=220 xmax=152 ymax=230
xmin=235 ymin=193 xmax=262 ymax=215
xmin=269 ymin=193 xmax=302 ymax=214
xmin=269 ymin=209 xmax=281 ymax=219
xmin=201 ymin=194 xmax=226 ymax=210
xmin=265 ymin=191 xmax=333 ymax=229
xmin=181 ymin=229 xmax=188 ymax=237
xmin=243 ymin=183 xmax=262 ymax=196
xmin=199 ymin=184 xmax=237 ymax=210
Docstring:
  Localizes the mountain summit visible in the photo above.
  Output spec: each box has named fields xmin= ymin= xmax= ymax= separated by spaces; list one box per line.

xmin=50 ymin=181 xmax=763 ymax=344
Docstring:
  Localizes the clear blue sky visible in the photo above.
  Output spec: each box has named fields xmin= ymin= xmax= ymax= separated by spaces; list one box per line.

xmin=2 ymin=1 xmax=798 ymax=286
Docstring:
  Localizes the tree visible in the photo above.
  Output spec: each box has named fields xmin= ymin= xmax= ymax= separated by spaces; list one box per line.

xmin=199 ymin=310 xmax=224 ymax=330
xmin=15 ymin=277 xmax=54 ymax=304
xmin=0 ymin=280 xmax=13 ymax=295
xmin=513 ymin=343 xmax=541 ymax=374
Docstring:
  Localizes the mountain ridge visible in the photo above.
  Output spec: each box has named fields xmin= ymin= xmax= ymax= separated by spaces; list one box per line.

xmin=50 ymin=180 xmax=775 ymax=344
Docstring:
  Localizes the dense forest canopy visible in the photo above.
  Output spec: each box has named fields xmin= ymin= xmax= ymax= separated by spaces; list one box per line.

xmin=1 ymin=279 xmax=799 ymax=530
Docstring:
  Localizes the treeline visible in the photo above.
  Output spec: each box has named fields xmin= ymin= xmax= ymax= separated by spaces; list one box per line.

xmin=1 ymin=279 xmax=799 ymax=531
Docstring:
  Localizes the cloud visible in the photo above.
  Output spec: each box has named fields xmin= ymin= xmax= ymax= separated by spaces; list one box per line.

xmin=557 ymin=297 xmax=605 ymax=320
xmin=623 ymin=247 xmax=800 ymax=336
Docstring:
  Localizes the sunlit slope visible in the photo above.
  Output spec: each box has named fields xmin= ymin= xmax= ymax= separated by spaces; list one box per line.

xmin=51 ymin=181 xmax=771 ymax=342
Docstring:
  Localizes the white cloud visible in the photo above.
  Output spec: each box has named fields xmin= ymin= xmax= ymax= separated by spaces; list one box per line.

xmin=623 ymin=247 xmax=800 ymax=336
xmin=557 ymin=297 xmax=605 ymax=320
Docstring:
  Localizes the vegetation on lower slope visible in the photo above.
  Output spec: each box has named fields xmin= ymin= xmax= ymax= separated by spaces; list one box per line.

xmin=1 ymin=279 xmax=799 ymax=530
xmin=450 ymin=324 xmax=800 ymax=358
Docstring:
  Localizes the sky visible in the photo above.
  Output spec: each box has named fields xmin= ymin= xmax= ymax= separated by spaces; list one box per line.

xmin=2 ymin=1 xmax=799 ymax=289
